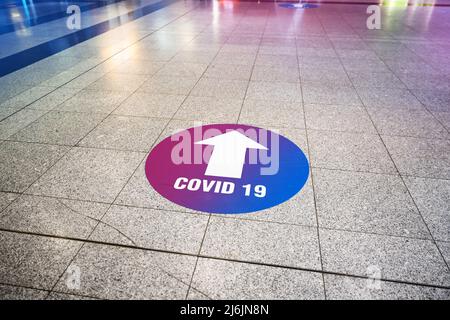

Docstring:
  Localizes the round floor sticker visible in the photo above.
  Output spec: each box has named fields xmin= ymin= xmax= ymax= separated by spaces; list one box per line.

xmin=146 ymin=124 xmax=309 ymax=214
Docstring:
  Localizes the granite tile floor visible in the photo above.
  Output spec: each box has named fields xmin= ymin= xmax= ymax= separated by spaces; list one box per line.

xmin=0 ymin=0 xmax=449 ymax=300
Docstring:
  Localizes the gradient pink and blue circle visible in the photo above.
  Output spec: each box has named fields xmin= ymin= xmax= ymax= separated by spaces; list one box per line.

xmin=146 ymin=124 xmax=309 ymax=214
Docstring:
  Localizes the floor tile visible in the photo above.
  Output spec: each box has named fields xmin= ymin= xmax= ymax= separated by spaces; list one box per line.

xmin=191 ymin=78 xmax=248 ymax=100
xmin=239 ymin=99 xmax=304 ymax=128
xmin=28 ymin=147 xmax=144 ymax=203
xmin=404 ymin=177 xmax=450 ymax=242
xmin=246 ymin=81 xmax=302 ymax=102
xmin=89 ymin=205 xmax=208 ymax=254
xmin=217 ymin=179 xmax=316 ymax=227
xmin=340 ymin=57 xmax=391 ymax=73
xmin=56 ymin=89 xmax=130 ymax=114
xmin=320 ymin=228 xmax=450 ymax=286
xmin=298 ymin=57 xmax=343 ymax=71
xmin=53 ymin=242 xmax=196 ymax=299
xmin=220 ymin=44 xmax=259 ymax=54
xmin=118 ymin=48 xmax=176 ymax=62
xmin=46 ymin=292 xmax=96 ymax=300
xmin=399 ymin=73 xmax=450 ymax=91
xmin=383 ymin=60 xmax=439 ymax=77
xmin=302 ymin=84 xmax=360 ymax=106
xmin=412 ymin=89 xmax=450 ymax=112
xmin=367 ymin=107 xmax=449 ymax=139
xmin=38 ymin=69 xmax=86 ymax=88
xmin=2 ymin=67 xmax=48 ymax=86
xmin=0 ymin=84 xmax=31 ymax=104
xmin=251 ymin=65 xmax=299 ymax=83
xmin=0 ymin=86 xmax=56 ymax=111
xmin=357 ymin=88 xmax=423 ymax=109
xmin=172 ymin=51 xmax=217 ymax=64
xmin=348 ymin=71 xmax=405 ymax=89
xmin=0 ymin=109 xmax=48 ymax=139
xmin=79 ymin=115 xmax=166 ymax=152
xmin=432 ymin=111 xmax=450 ymax=131
xmin=331 ymin=38 xmax=369 ymax=50
xmin=174 ymin=96 xmax=242 ymax=123
xmin=10 ymin=111 xmax=106 ymax=146
xmin=0 ymin=108 xmax=16 ymax=121
xmin=274 ymin=127 xmax=309 ymax=156
xmin=114 ymin=161 xmax=199 ymax=213
xmin=297 ymin=48 xmax=337 ymax=58
xmin=255 ymin=54 xmax=298 ymax=68
xmin=155 ymin=62 xmax=208 ymax=79
xmin=324 ymin=274 xmax=450 ymax=300
xmin=204 ymin=64 xmax=253 ymax=80
xmin=0 ymin=195 xmax=109 ymax=239
xmin=0 ymin=192 xmax=18 ymax=213
xmin=0 ymin=231 xmax=82 ymax=290
xmin=382 ymin=135 xmax=450 ymax=179
xmin=201 ymin=217 xmax=321 ymax=270
xmin=113 ymin=92 xmax=185 ymax=118
xmin=189 ymin=258 xmax=325 ymax=300
xmin=0 ymin=284 xmax=48 ymax=300
xmin=139 ymin=76 xmax=198 ymax=95
xmin=26 ymin=88 xmax=80 ymax=111
xmin=305 ymin=104 xmax=375 ymax=133
xmin=227 ymin=36 xmax=261 ymax=46
xmin=213 ymin=52 xmax=256 ymax=66
xmin=437 ymin=241 xmax=450 ymax=267
xmin=109 ymin=60 xmax=166 ymax=75
xmin=259 ymin=45 xmax=296 ymax=56
xmin=300 ymin=68 xmax=352 ymax=87
xmin=59 ymin=72 xmax=105 ymax=90
xmin=296 ymin=37 xmax=332 ymax=49
xmin=314 ymin=168 xmax=430 ymax=238
xmin=0 ymin=141 xmax=69 ymax=192
xmin=308 ymin=130 xmax=396 ymax=174
xmin=335 ymin=49 xmax=379 ymax=60
xmin=87 ymin=73 xmax=148 ymax=92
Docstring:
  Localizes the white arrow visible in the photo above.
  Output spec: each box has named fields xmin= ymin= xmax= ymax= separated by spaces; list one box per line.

xmin=195 ymin=130 xmax=268 ymax=179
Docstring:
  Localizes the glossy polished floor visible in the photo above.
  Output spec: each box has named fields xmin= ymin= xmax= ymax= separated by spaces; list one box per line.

xmin=0 ymin=0 xmax=450 ymax=300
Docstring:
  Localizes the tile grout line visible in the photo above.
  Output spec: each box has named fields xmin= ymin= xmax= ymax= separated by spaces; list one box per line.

xmin=1 ymin=228 xmax=449 ymax=292
xmin=0 ymin=206 xmax=444 ymax=244
xmin=300 ymin=8 xmax=343 ymax=301
xmin=184 ymin=214 xmax=212 ymax=300
xmin=407 ymin=88 xmax=450 ymax=137
xmin=235 ymin=18 xmax=266 ymax=124
xmin=1 ymin=135 xmax=450 ymax=181
xmin=2 ymin=126 xmax=449 ymax=156
xmin=0 ymin=280 xmax=102 ymax=300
